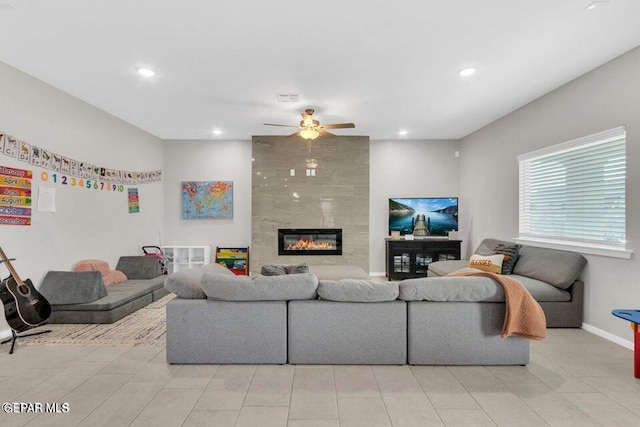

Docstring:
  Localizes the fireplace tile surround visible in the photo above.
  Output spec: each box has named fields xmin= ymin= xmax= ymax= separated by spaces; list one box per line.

xmin=251 ymin=136 xmax=369 ymax=273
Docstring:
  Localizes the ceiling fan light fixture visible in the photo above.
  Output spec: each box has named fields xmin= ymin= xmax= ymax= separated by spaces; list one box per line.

xmin=136 ymin=67 xmax=155 ymax=77
xmin=299 ymin=127 xmax=320 ymax=140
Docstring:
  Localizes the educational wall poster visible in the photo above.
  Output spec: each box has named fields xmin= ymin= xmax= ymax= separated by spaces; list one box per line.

xmin=181 ymin=181 xmax=233 ymax=219
xmin=128 ymin=187 xmax=140 ymax=213
xmin=0 ymin=164 xmax=32 ymax=226
xmin=0 ymin=129 xmax=162 ymax=185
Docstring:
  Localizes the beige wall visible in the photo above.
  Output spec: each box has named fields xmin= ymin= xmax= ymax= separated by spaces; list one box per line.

xmin=459 ymin=46 xmax=640 ymax=344
xmin=251 ymin=136 xmax=369 ymax=273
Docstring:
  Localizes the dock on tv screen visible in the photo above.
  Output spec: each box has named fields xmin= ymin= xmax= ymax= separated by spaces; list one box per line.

xmin=389 ymin=197 xmax=458 ymax=236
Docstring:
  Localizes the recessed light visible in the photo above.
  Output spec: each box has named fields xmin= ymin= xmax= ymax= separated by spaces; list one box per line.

xmin=136 ymin=67 xmax=155 ymax=77
xmin=212 ymin=129 xmax=223 ymax=136
xmin=398 ymin=130 xmax=409 ymax=136
xmin=458 ymin=67 xmax=476 ymax=77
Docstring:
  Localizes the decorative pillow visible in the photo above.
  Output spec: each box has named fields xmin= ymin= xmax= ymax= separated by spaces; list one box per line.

xmin=73 ymin=259 xmax=110 ymax=275
xmin=285 ymin=263 xmax=310 ymax=274
xmin=468 ymin=254 xmax=504 ymax=274
xmin=261 ymin=264 xmax=287 ymax=276
xmin=261 ymin=263 xmax=310 ymax=275
xmin=103 ymin=270 xmax=128 ymax=286
xmin=493 ymin=243 xmax=520 ymax=275
xmin=318 ymin=279 xmax=399 ymax=302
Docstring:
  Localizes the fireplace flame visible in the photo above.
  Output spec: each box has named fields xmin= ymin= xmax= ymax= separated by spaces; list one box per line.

xmin=287 ymin=239 xmax=335 ymax=250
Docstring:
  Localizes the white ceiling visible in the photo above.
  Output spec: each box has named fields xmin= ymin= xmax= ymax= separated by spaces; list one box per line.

xmin=1 ymin=0 xmax=639 ymax=141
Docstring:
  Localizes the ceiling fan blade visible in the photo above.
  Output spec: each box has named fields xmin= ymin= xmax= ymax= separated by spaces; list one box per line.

xmin=319 ymin=129 xmax=336 ymax=137
xmin=320 ymin=123 xmax=355 ymax=130
xmin=287 ymin=131 xmax=300 ymax=137
xmin=264 ymin=123 xmax=300 ymax=128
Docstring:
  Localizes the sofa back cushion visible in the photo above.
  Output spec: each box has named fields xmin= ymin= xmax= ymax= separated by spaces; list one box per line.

xmin=399 ymin=276 xmax=504 ymax=302
xmin=318 ymin=279 xmax=399 ymax=302
xmin=40 ymin=271 xmax=108 ymax=305
xmin=201 ymin=272 xmax=318 ymax=301
xmin=164 ymin=263 xmax=233 ymax=299
xmin=116 ymin=256 xmax=161 ymax=279
xmin=512 ymin=246 xmax=586 ymax=289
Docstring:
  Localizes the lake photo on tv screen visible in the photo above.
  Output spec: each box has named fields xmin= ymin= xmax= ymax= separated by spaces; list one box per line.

xmin=389 ymin=197 xmax=458 ymax=236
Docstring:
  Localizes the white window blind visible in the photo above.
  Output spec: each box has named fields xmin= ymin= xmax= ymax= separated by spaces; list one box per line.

xmin=518 ymin=126 xmax=626 ymax=252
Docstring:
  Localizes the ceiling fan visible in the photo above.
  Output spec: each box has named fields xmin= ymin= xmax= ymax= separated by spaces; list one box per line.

xmin=264 ymin=108 xmax=355 ymax=140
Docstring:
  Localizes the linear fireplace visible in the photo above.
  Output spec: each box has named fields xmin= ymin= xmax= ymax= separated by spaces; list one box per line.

xmin=278 ymin=228 xmax=342 ymax=256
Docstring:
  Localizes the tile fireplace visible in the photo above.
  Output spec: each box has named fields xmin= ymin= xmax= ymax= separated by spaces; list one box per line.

xmin=278 ymin=228 xmax=342 ymax=256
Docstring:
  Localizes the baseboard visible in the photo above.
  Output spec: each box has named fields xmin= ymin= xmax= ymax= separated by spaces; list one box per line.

xmin=582 ymin=322 xmax=633 ymax=350
xmin=369 ymin=272 xmax=386 ymax=277
xmin=0 ymin=328 xmax=12 ymax=341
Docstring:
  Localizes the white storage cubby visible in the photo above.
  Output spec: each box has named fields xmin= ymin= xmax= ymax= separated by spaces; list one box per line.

xmin=161 ymin=245 xmax=211 ymax=274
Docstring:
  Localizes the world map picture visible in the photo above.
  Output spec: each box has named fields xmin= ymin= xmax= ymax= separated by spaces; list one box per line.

xmin=181 ymin=181 xmax=233 ymax=219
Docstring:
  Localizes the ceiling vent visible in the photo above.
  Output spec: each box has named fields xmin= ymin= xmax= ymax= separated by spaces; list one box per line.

xmin=0 ymin=1 xmax=19 ymax=12
xmin=276 ymin=93 xmax=301 ymax=103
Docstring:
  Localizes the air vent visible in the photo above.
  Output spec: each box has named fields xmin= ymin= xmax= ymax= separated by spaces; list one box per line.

xmin=0 ymin=1 xmax=19 ymax=12
xmin=276 ymin=93 xmax=301 ymax=103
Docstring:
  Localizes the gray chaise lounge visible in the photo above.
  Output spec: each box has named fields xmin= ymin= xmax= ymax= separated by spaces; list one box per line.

xmin=427 ymin=238 xmax=586 ymax=327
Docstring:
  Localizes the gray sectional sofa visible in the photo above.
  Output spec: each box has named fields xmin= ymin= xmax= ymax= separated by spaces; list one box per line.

xmin=164 ymin=241 xmax=586 ymax=365
xmin=40 ymin=256 xmax=168 ymax=323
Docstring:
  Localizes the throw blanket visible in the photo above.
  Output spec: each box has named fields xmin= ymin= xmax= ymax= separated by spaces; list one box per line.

xmin=447 ymin=270 xmax=547 ymax=340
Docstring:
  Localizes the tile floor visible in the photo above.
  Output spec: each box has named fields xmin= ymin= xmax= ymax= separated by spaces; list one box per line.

xmin=0 ymin=329 xmax=638 ymax=426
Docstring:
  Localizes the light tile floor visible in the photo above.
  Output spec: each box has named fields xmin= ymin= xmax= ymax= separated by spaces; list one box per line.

xmin=0 ymin=328 xmax=638 ymax=426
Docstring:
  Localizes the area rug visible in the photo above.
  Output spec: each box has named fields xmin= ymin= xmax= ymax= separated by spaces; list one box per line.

xmin=16 ymin=294 xmax=175 ymax=347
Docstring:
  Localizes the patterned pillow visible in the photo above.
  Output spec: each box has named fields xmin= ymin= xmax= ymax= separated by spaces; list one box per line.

xmin=285 ymin=263 xmax=310 ymax=274
xmin=493 ymin=243 xmax=520 ymax=274
xmin=261 ymin=264 xmax=287 ymax=276
xmin=469 ymin=254 xmax=504 ymax=274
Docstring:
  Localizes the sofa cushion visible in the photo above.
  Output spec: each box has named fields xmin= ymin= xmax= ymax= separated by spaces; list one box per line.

xmin=164 ymin=263 xmax=232 ymax=299
xmin=40 ymin=271 xmax=108 ymax=305
xmin=509 ymin=275 xmax=571 ymax=302
xmin=318 ymin=279 xmax=399 ymax=302
xmin=399 ymin=276 xmax=505 ymax=302
xmin=201 ymin=272 xmax=318 ymax=301
xmin=51 ymin=279 xmax=161 ymax=311
xmin=493 ymin=243 xmax=520 ymax=274
xmin=469 ymin=254 xmax=504 ymax=274
xmin=428 ymin=260 xmax=469 ymax=277
xmin=116 ymin=256 xmax=161 ymax=279
xmin=308 ymin=265 xmax=369 ymax=280
xmin=512 ymin=246 xmax=587 ymax=289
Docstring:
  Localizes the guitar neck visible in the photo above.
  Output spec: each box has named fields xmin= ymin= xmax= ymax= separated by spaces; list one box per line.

xmin=0 ymin=247 xmax=23 ymax=285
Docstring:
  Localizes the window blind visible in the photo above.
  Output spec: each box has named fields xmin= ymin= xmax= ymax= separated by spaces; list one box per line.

xmin=518 ymin=126 xmax=626 ymax=248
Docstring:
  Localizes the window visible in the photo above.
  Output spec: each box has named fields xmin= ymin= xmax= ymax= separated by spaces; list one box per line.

xmin=517 ymin=126 xmax=631 ymax=258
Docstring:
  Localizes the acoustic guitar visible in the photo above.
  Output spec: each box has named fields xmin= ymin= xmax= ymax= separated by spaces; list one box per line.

xmin=0 ymin=247 xmax=51 ymax=332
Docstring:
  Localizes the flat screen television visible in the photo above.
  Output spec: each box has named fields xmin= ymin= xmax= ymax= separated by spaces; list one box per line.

xmin=389 ymin=197 xmax=458 ymax=237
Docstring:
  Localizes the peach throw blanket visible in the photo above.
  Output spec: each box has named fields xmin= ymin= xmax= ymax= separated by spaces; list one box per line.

xmin=447 ymin=270 xmax=547 ymax=340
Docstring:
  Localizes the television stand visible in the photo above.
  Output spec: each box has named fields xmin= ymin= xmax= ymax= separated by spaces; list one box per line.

xmin=385 ymin=238 xmax=461 ymax=280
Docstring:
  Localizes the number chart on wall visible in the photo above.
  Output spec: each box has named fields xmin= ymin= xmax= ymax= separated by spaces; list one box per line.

xmin=40 ymin=171 xmax=126 ymax=193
